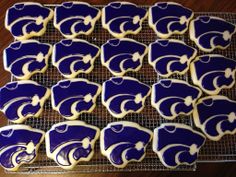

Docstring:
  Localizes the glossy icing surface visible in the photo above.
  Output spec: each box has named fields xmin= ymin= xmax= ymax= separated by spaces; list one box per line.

xmin=101 ymin=38 xmax=148 ymax=76
xmin=51 ymin=79 xmax=101 ymax=120
xmin=153 ymin=123 xmax=205 ymax=168
xmin=52 ymin=39 xmax=100 ymax=78
xmin=193 ymin=96 xmax=236 ymax=141
xmin=149 ymin=2 xmax=193 ymax=38
xmin=102 ymin=77 xmax=150 ymax=118
xmin=189 ymin=16 xmax=236 ymax=52
xmin=54 ymin=2 xmax=101 ymax=38
xmin=4 ymin=40 xmax=52 ymax=80
xmin=100 ymin=121 xmax=152 ymax=168
xmin=151 ymin=79 xmax=202 ymax=120
xmin=148 ymin=39 xmax=197 ymax=77
xmin=190 ymin=54 xmax=236 ymax=95
xmin=5 ymin=2 xmax=53 ymax=40
xmin=0 ymin=81 xmax=50 ymax=123
xmin=45 ymin=121 xmax=99 ymax=169
xmin=0 ymin=125 xmax=45 ymax=171
xmin=102 ymin=2 xmax=147 ymax=38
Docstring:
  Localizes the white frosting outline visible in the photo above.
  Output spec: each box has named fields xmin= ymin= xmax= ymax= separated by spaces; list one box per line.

xmin=102 ymin=76 xmax=151 ymax=118
xmin=151 ymin=79 xmax=202 ymax=120
xmin=101 ymin=38 xmax=148 ymax=76
xmin=153 ymin=123 xmax=205 ymax=169
xmin=52 ymin=39 xmax=100 ymax=78
xmin=100 ymin=121 xmax=152 ymax=168
xmin=193 ymin=95 xmax=236 ymax=141
xmin=45 ymin=121 xmax=100 ymax=170
xmin=3 ymin=40 xmax=52 ymax=80
xmin=189 ymin=16 xmax=236 ymax=52
xmin=148 ymin=2 xmax=194 ymax=39
xmin=51 ymin=78 xmax=101 ymax=120
xmin=102 ymin=2 xmax=148 ymax=38
xmin=148 ymin=39 xmax=197 ymax=77
xmin=0 ymin=124 xmax=45 ymax=171
xmin=0 ymin=80 xmax=50 ymax=123
xmin=190 ymin=54 xmax=236 ymax=95
xmin=5 ymin=2 xmax=53 ymax=40
xmin=54 ymin=2 xmax=101 ymax=39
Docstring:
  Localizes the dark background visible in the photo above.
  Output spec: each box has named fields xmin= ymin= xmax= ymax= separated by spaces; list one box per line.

xmin=0 ymin=0 xmax=236 ymax=177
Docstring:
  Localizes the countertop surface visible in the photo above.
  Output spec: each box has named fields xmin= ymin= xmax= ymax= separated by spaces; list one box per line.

xmin=0 ymin=0 xmax=236 ymax=177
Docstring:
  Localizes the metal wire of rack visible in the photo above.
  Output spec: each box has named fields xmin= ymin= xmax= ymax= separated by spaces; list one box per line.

xmin=6 ymin=5 xmax=236 ymax=174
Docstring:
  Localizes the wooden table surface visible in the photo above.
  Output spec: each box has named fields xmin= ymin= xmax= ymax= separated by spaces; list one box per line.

xmin=0 ymin=0 xmax=236 ymax=176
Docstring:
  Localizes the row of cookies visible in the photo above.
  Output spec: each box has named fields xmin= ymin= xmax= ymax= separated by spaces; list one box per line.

xmin=1 ymin=77 xmax=235 ymax=141
xmin=0 ymin=121 xmax=207 ymax=171
xmin=5 ymin=2 xmax=236 ymax=52
xmin=4 ymin=38 xmax=236 ymax=95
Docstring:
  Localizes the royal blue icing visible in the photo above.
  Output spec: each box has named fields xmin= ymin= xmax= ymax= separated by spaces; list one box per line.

xmin=149 ymin=39 xmax=197 ymax=77
xmin=0 ymin=125 xmax=44 ymax=171
xmin=102 ymin=77 xmax=150 ymax=118
xmin=0 ymin=81 xmax=50 ymax=123
xmin=102 ymin=2 xmax=147 ymax=37
xmin=190 ymin=54 xmax=236 ymax=95
xmin=101 ymin=38 xmax=147 ymax=76
xmin=151 ymin=79 xmax=202 ymax=120
xmin=153 ymin=123 xmax=205 ymax=168
xmin=149 ymin=2 xmax=193 ymax=38
xmin=101 ymin=121 xmax=152 ymax=168
xmin=52 ymin=39 xmax=100 ymax=78
xmin=4 ymin=40 xmax=52 ymax=80
xmin=51 ymin=79 xmax=101 ymax=120
xmin=54 ymin=2 xmax=100 ymax=38
xmin=45 ymin=121 xmax=99 ymax=169
xmin=5 ymin=2 xmax=53 ymax=40
xmin=190 ymin=16 xmax=236 ymax=52
xmin=193 ymin=96 xmax=236 ymax=141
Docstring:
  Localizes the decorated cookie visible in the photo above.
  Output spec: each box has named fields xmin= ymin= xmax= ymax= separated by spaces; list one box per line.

xmin=100 ymin=121 xmax=152 ymax=168
xmin=190 ymin=54 xmax=236 ymax=95
xmin=101 ymin=38 xmax=148 ymax=76
xmin=189 ymin=16 xmax=236 ymax=52
xmin=102 ymin=2 xmax=147 ymax=38
xmin=148 ymin=39 xmax=197 ymax=77
xmin=0 ymin=125 xmax=45 ymax=171
xmin=52 ymin=39 xmax=100 ymax=78
xmin=102 ymin=77 xmax=150 ymax=118
xmin=149 ymin=2 xmax=193 ymax=38
xmin=51 ymin=79 xmax=101 ymax=120
xmin=5 ymin=2 xmax=53 ymax=40
xmin=153 ymin=123 xmax=205 ymax=168
xmin=193 ymin=96 xmax=236 ymax=141
xmin=3 ymin=40 xmax=52 ymax=80
xmin=0 ymin=81 xmax=50 ymax=123
xmin=45 ymin=121 xmax=99 ymax=170
xmin=151 ymin=79 xmax=202 ymax=120
xmin=54 ymin=2 xmax=101 ymax=38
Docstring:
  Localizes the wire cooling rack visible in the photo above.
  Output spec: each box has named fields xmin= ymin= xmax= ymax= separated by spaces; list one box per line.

xmin=7 ymin=5 xmax=236 ymax=174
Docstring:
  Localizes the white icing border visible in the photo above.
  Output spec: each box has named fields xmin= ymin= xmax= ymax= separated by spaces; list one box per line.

xmin=148 ymin=39 xmax=197 ymax=77
xmin=100 ymin=121 xmax=153 ymax=168
xmin=101 ymin=38 xmax=148 ymax=76
xmin=148 ymin=2 xmax=194 ymax=39
xmin=45 ymin=121 xmax=100 ymax=170
xmin=151 ymin=79 xmax=202 ymax=120
xmin=102 ymin=76 xmax=151 ymax=118
xmin=0 ymin=124 xmax=45 ymax=171
xmin=153 ymin=123 xmax=205 ymax=169
xmin=52 ymin=39 xmax=100 ymax=78
xmin=51 ymin=78 xmax=101 ymax=120
xmin=5 ymin=2 xmax=54 ymax=40
xmin=53 ymin=2 xmax=101 ymax=39
xmin=193 ymin=95 xmax=236 ymax=141
xmin=102 ymin=2 xmax=148 ymax=38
